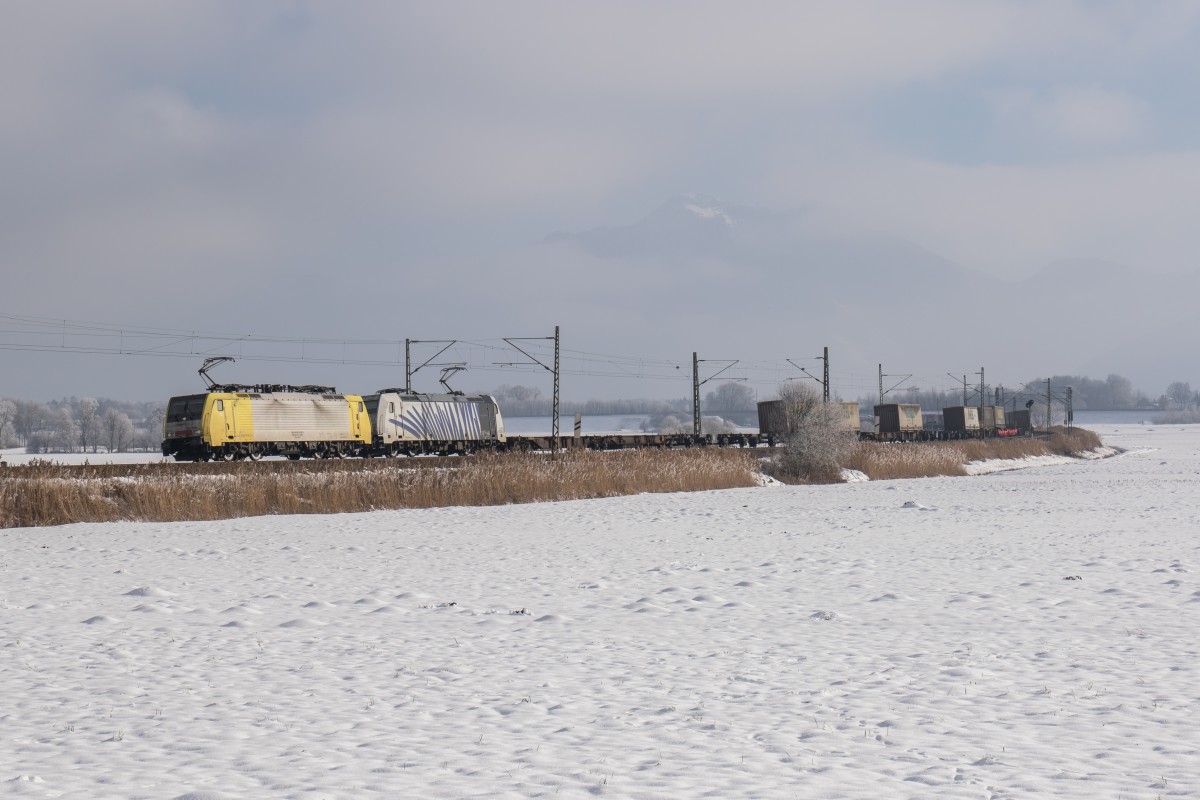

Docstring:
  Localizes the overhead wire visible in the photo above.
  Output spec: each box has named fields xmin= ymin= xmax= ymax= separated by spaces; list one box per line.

xmin=0 ymin=311 xmax=1030 ymax=397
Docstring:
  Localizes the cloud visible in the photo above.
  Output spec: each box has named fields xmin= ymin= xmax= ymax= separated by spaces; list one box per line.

xmin=3 ymin=0 xmax=1200 ymax=369
xmin=760 ymin=147 xmax=1200 ymax=275
xmin=991 ymin=85 xmax=1150 ymax=146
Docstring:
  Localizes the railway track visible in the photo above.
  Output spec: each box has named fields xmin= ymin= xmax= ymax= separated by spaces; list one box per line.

xmin=0 ymin=455 xmax=467 ymax=480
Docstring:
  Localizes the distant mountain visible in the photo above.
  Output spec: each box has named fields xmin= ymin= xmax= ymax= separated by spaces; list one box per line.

xmin=545 ymin=193 xmax=780 ymax=258
xmin=547 ymin=192 xmax=983 ymax=292
xmin=537 ymin=195 xmax=1198 ymax=395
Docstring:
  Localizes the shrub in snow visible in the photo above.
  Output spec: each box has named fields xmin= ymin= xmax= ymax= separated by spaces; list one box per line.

xmin=769 ymin=383 xmax=858 ymax=484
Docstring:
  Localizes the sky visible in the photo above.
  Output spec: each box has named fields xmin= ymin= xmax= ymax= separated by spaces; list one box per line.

xmin=3 ymin=1 xmax=1200 ymax=402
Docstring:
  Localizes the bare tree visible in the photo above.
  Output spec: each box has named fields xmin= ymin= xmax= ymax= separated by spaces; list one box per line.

xmin=704 ymin=382 xmax=755 ymax=413
xmin=1104 ymin=374 xmax=1136 ymax=409
xmin=772 ymin=382 xmax=858 ymax=483
xmin=0 ymin=398 xmax=15 ymax=447
xmin=138 ymin=406 xmax=165 ymax=452
xmin=50 ymin=407 xmax=78 ymax=453
xmin=75 ymin=397 xmax=102 ymax=453
xmin=103 ymin=408 xmax=135 ymax=452
xmin=1166 ymin=381 xmax=1194 ymax=410
xmin=13 ymin=400 xmax=48 ymax=447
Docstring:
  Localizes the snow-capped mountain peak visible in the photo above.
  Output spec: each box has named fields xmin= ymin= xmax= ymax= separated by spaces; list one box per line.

xmin=678 ymin=193 xmax=739 ymax=226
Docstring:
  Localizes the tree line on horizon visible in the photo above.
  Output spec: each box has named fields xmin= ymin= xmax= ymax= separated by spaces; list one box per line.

xmin=490 ymin=372 xmax=1195 ymax=420
xmin=0 ymin=396 xmax=163 ymax=454
xmin=3 ymin=372 xmax=1197 ymax=453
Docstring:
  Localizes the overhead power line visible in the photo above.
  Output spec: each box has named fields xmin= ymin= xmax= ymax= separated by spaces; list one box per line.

xmin=0 ymin=311 xmax=1013 ymax=397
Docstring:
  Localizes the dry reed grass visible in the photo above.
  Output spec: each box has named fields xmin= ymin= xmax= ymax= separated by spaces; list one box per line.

xmin=1 ymin=428 xmax=1109 ymax=528
xmin=0 ymin=449 xmax=759 ymax=529
xmin=842 ymin=442 xmax=970 ymax=480
xmin=845 ymin=427 xmax=1106 ymax=481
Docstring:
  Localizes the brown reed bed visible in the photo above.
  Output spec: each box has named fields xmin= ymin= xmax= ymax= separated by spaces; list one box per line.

xmin=844 ymin=426 xmax=1107 ymax=481
xmin=0 ymin=448 xmax=760 ymax=529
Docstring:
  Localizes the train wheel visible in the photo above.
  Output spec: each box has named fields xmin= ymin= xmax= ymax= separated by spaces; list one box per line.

xmin=219 ymin=449 xmax=236 ymax=462
xmin=247 ymin=446 xmax=264 ymax=461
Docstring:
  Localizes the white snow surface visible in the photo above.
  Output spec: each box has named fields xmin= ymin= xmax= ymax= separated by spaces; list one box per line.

xmin=1 ymin=448 xmax=165 ymax=465
xmin=3 ymin=424 xmax=1199 ymax=798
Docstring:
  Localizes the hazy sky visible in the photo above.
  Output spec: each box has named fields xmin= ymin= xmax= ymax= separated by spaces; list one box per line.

xmin=3 ymin=2 xmax=1199 ymax=401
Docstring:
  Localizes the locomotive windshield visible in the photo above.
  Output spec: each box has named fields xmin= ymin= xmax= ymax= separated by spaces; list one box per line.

xmin=166 ymin=394 xmax=208 ymax=422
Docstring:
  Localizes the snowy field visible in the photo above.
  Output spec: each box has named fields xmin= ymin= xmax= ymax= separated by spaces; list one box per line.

xmin=2 ymin=424 xmax=1198 ymax=799
xmin=0 ymin=448 xmax=166 ymax=466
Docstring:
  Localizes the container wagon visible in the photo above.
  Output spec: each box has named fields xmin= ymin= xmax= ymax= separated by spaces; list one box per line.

xmin=1007 ymin=409 xmax=1033 ymax=434
xmin=757 ymin=400 xmax=787 ymax=441
xmin=943 ymin=406 xmax=982 ymax=437
xmin=757 ymin=399 xmax=860 ymax=440
xmin=874 ymin=403 xmax=924 ymax=440
xmin=832 ymin=402 xmax=862 ymax=434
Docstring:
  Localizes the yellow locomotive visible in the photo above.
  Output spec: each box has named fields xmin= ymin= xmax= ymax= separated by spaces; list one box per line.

xmin=162 ymin=388 xmax=371 ymax=461
xmin=161 ymin=358 xmax=370 ymax=461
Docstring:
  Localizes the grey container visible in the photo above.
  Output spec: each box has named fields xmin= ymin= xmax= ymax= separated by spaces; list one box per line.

xmin=944 ymin=406 xmax=981 ymax=432
xmin=875 ymin=403 xmax=923 ymax=434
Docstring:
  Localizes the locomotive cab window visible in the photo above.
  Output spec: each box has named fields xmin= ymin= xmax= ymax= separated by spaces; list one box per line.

xmin=166 ymin=394 xmax=207 ymax=422
xmin=216 ymin=400 xmax=225 ymax=412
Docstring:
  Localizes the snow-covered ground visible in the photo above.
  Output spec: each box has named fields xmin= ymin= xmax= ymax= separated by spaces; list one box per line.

xmin=0 ymin=448 xmax=166 ymax=466
xmin=3 ymin=424 xmax=1198 ymax=799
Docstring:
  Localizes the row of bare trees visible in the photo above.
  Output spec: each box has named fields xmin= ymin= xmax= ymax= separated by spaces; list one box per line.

xmin=0 ymin=396 xmax=163 ymax=453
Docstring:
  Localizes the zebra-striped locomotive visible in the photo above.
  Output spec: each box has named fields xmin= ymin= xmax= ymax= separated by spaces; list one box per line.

xmin=363 ymin=390 xmax=505 ymax=456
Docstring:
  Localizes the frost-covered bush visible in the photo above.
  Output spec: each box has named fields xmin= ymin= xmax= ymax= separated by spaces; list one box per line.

xmin=770 ymin=383 xmax=858 ymax=483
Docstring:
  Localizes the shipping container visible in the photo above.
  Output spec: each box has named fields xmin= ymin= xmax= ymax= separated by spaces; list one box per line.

xmin=1008 ymin=409 xmax=1032 ymax=433
xmin=832 ymin=402 xmax=861 ymax=434
xmin=758 ymin=399 xmax=861 ymax=437
xmin=757 ymin=400 xmax=787 ymax=437
xmin=875 ymin=403 xmax=923 ymax=434
xmin=944 ymin=406 xmax=981 ymax=433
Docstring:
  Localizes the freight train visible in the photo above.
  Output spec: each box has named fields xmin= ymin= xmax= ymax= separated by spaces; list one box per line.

xmin=863 ymin=403 xmax=1024 ymax=441
xmin=753 ymin=401 xmax=1030 ymax=442
xmin=162 ymin=385 xmax=507 ymax=461
xmin=162 ymin=381 xmax=1033 ymax=461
